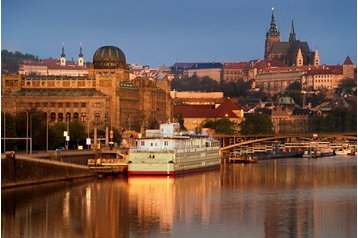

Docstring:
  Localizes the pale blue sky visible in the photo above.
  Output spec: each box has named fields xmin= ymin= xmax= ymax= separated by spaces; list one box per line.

xmin=2 ymin=0 xmax=357 ymax=67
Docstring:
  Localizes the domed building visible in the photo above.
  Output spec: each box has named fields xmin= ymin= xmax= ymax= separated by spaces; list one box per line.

xmin=92 ymin=46 xmax=129 ymax=70
xmin=2 ymin=45 xmax=172 ymax=148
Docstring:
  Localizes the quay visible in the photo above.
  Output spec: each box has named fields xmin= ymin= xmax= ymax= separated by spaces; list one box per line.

xmin=1 ymin=132 xmax=356 ymax=188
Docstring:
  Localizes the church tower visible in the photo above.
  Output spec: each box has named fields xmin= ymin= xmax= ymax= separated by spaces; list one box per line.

xmin=60 ymin=43 xmax=66 ymax=66
xmin=296 ymin=48 xmax=303 ymax=66
xmin=314 ymin=48 xmax=320 ymax=66
xmin=289 ymin=20 xmax=296 ymax=42
xmin=78 ymin=43 xmax=84 ymax=66
xmin=264 ymin=8 xmax=281 ymax=59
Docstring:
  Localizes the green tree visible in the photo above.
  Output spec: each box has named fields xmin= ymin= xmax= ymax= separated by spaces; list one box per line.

xmin=214 ymin=118 xmax=235 ymax=134
xmin=285 ymin=81 xmax=302 ymax=106
xmin=174 ymin=112 xmax=187 ymax=131
xmin=241 ymin=113 xmax=273 ymax=134
xmin=70 ymin=120 xmax=87 ymax=147
xmin=49 ymin=122 xmax=67 ymax=149
xmin=202 ymin=118 xmax=235 ymax=134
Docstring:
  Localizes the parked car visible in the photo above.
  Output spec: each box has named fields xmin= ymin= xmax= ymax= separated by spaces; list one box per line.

xmin=55 ymin=146 xmax=65 ymax=151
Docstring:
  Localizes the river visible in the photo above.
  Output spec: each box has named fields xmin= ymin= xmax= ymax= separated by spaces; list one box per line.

xmin=1 ymin=156 xmax=356 ymax=238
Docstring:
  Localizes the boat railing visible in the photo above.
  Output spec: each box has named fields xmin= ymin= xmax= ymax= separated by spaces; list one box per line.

xmin=130 ymin=146 xmax=219 ymax=153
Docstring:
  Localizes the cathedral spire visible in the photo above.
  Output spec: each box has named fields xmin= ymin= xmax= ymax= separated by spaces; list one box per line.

xmin=267 ymin=7 xmax=279 ymax=35
xmin=289 ymin=20 xmax=296 ymax=42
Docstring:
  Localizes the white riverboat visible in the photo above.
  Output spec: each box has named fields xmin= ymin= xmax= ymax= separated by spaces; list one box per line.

xmin=127 ymin=123 xmax=220 ymax=176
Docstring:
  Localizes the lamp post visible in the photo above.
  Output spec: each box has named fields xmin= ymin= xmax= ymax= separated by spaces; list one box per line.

xmin=46 ymin=112 xmax=49 ymax=151
xmin=3 ymin=112 xmax=6 ymax=152
xmin=30 ymin=113 xmax=35 ymax=154
xmin=65 ymin=114 xmax=70 ymax=150
xmin=24 ymin=111 xmax=29 ymax=154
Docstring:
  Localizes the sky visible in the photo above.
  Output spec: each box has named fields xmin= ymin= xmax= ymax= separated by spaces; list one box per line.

xmin=2 ymin=0 xmax=357 ymax=68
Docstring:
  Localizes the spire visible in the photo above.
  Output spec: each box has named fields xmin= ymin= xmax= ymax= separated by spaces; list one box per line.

xmin=79 ymin=42 xmax=83 ymax=57
xmin=267 ymin=7 xmax=279 ymax=35
xmin=60 ymin=42 xmax=66 ymax=66
xmin=314 ymin=48 xmax=320 ymax=66
xmin=61 ymin=42 xmax=66 ymax=58
xmin=289 ymin=20 xmax=296 ymax=42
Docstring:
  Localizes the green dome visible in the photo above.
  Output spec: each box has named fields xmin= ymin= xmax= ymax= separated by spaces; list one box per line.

xmin=93 ymin=46 xmax=127 ymax=69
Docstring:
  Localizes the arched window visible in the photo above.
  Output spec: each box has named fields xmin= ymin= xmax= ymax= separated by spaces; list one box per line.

xmin=95 ymin=113 xmax=100 ymax=122
xmin=73 ymin=112 xmax=79 ymax=120
xmin=50 ymin=112 xmax=56 ymax=121
xmin=66 ymin=112 xmax=71 ymax=121
xmin=81 ymin=113 xmax=86 ymax=122
xmin=58 ymin=113 xmax=63 ymax=121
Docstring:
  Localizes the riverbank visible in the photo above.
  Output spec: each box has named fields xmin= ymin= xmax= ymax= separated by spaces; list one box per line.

xmin=1 ymin=152 xmax=96 ymax=189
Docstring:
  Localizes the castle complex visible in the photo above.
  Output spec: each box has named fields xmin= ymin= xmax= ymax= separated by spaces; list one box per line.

xmin=264 ymin=8 xmax=318 ymax=67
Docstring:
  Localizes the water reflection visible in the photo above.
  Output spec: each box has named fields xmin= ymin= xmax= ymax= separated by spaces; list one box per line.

xmin=1 ymin=157 xmax=356 ymax=238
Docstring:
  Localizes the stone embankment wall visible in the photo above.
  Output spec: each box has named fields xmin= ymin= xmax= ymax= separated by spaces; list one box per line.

xmin=2 ymin=152 xmax=96 ymax=189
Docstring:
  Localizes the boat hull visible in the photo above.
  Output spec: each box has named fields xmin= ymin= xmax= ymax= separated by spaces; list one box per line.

xmin=128 ymin=148 xmax=220 ymax=176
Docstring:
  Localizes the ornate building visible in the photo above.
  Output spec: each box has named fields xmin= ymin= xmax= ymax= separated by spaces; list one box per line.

xmin=18 ymin=44 xmax=88 ymax=77
xmin=2 ymin=46 xmax=172 ymax=140
xmin=264 ymin=8 xmax=318 ymax=67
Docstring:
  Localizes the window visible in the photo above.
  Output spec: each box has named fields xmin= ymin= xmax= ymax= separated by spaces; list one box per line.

xmin=50 ymin=112 xmax=56 ymax=121
xmin=141 ymin=141 xmax=145 ymax=146
xmin=58 ymin=113 xmax=63 ymax=121
xmin=81 ymin=103 xmax=86 ymax=108
xmin=95 ymin=113 xmax=100 ymax=122
xmin=73 ymin=112 xmax=79 ymax=120
xmin=66 ymin=112 xmax=71 ymax=121
xmin=81 ymin=113 xmax=86 ymax=122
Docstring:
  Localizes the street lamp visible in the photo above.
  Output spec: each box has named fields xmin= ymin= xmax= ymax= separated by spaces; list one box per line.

xmin=24 ymin=111 xmax=29 ymax=154
xmin=3 ymin=112 xmax=6 ymax=152
xmin=30 ymin=113 xmax=35 ymax=154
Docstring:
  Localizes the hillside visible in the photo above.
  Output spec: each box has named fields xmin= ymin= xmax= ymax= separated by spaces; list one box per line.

xmin=1 ymin=50 xmax=38 ymax=73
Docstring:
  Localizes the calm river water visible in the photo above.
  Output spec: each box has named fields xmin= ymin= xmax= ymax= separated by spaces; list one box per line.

xmin=2 ymin=156 xmax=356 ymax=238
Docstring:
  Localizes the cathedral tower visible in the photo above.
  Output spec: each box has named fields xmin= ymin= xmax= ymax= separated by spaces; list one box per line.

xmin=264 ymin=8 xmax=281 ymax=59
xmin=289 ymin=20 xmax=296 ymax=42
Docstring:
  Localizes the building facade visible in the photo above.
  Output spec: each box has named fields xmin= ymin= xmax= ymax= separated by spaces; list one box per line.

xmin=2 ymin=45 xmax=172 ymax=137
xmin=19 ymin=45 xmax=88 ymax=77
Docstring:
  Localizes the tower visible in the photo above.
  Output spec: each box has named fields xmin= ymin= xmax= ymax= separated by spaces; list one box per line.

xmin=296 ymin=48 xmax=303 ymax=66
xmin=314 ymin=48 xmax=320 ymax=66
xmin=60 ymin=43 xmax=66 ymax=66
xmin=264 ymin=8 xmax=280 ymax=59
xmin=289 ymin=20 xmax=296 ymax=42
xmin=78 ymin=43 xmax=84 ymax=66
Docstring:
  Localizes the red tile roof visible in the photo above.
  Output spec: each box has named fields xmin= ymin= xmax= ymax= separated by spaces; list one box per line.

xmin=173 ymin=99 xmax=242 ymax=119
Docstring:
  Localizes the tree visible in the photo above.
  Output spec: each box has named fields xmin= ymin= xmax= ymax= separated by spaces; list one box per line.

xmin=202 ymin=118 xmax=235 ymax=134
xmin=49 ymin=122 xmax=67 ymax=149
xmin=285 ymin=81 xmax=302 ymax=107
xmin=214 ymin=118 xmax=235 ymax=134
xmin=174 ymin=112 xmax=187 ymax=131
xmin=241 ymin=113 xmax=273 ymax=134
xmin=69 ymin=120 xmax=87 ymax=147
